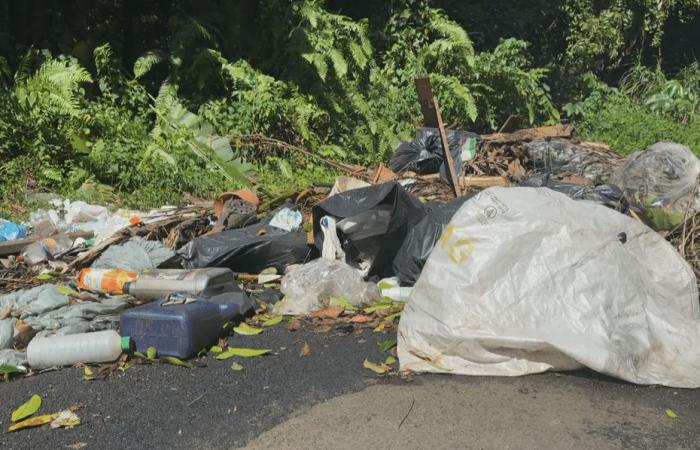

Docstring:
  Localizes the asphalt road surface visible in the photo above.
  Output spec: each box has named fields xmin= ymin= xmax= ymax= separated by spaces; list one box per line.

xmin=2 ymin=325 xmax=699 ymax=449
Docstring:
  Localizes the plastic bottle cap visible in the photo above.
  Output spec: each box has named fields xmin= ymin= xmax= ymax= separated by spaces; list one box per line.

xmin=120 ymin=336 xmax=133 ymax=352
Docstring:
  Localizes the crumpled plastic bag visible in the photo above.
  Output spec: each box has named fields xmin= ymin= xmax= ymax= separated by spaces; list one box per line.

xmin=612 ymin=142 xmax=700 ymax=229
xmin=93 ymin=236 xmax=175 ymax=271
xmin=0 ymin=219 xmax=28 ymax=242
xmin=64 ymin=200 xmax=109 ymax=224
xmin=524 ymin=139 xmax=622 ymax=183
xmin=520 ymin=174 xmax=624 ymax=210
xmin=274 ymin=259 xmax=381 ymax=315
xmin=0 ymin=318 xmax=16 ymax=349
xmin=0 ymin=349 xmax=27 ymax=367
xmin=398 ymin=187 xmax=700 ymax=388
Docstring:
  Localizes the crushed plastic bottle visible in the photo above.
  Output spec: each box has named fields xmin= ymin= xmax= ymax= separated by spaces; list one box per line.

xmin=20 ymin=234 xmax=74 ymax=265
xmin=27 ymin=330 xmax=131 ymax=368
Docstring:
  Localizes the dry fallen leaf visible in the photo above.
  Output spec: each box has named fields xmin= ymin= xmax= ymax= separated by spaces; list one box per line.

xmin=311 ymin=306 xmax=344 ymax=319
xmin=66 ymin=443 xmax=88 ymax=450
xmin=314 ymin=324 xmax=332 ymax=333
xmin=349 ymin=315 xmax=370 ymax=323
xmin=301 ymin=342 xmax=311 ymax=356
xmin=50 ymin=409 xmax=81 ymax=429
xmin=287 ymin=318 xmax=302 ymax=331
xmin=8 ymin=414 xmax=57 ymax=432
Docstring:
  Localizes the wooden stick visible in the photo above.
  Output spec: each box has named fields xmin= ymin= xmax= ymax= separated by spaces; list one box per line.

xmin=461 ymin=176 xmax=510 ymax=189
xmin=432 ymin=97 xmax=462 ymax=197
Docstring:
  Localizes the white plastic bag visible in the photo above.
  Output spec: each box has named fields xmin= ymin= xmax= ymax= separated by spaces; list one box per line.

xmin=275 ymin=259 xmax=380 ymax=315
xmin=398 ymin=187 xmax=700 ymax=388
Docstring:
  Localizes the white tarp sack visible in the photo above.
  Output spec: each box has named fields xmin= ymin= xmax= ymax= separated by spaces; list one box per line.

xmin=398 ymin=187 xmax=700 ymax=388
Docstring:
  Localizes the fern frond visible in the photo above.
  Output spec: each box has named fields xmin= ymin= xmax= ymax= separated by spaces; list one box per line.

xmin=328 ymin=49 xmax=348 ymax=78
xmin=134 ymin=50 xmax=165 ymax=79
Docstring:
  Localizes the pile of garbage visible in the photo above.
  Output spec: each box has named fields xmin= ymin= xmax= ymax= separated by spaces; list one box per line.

xmin=2 ymin=124 xmax=700 ymax=389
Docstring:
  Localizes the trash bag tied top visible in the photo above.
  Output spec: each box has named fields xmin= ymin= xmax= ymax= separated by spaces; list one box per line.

xmin=313 ymin=182 xmax=426 ymax=278
xmin=390 ymin=128 xmax=478 ymax=181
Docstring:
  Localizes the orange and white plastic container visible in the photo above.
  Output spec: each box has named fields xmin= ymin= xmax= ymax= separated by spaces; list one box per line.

xmin=76 ymin=268 xmax=138 ymax=294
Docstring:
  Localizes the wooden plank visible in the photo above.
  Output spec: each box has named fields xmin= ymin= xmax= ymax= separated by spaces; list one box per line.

xmin=414 ymin=77 xmax=462 ymax=197
xmin=481 ymin=124 xmax=574 ymax=144
xmin=415 ymin=77 xmax=439 ymax=127
xmin=433 ymin=97 xmax=463 ymax=197
xmin=0 ymin=230 xmax=94 ymax=256
xmin=461 ymin=176 xmax=510 ymax=189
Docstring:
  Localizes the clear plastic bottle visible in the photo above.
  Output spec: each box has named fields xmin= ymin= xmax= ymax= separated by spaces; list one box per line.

xmin=27 ymin=330 xmax=132 ymax=369
xmin=20 ymin=234 xmax=74 ymax=265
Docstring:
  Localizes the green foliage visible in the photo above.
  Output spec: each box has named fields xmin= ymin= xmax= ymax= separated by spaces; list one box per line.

xmin=0 ymin=0 xmax=698 ymax=220
xmin=574 ymin=93 xmax=700 ymax=155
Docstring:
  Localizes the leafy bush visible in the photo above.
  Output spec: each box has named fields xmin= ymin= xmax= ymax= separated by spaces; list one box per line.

xmin=575 ymin=93 xmax=700 ymax=155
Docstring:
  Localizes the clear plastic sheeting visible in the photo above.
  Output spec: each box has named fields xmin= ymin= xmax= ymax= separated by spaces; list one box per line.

xmin=612 ymin=142 xmax=700 ymax=216
xmin=274 ymin=259 xmax=380 ymax=315
xmin=524 ymin=139 xmax=622 ymax=183
xmin=398 ymin=187 xmax=700 ymax=388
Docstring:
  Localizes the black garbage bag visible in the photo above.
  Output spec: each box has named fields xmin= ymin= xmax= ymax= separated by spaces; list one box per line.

xmin=392 ymin=195 xmax=475 ymax=286
xmin=520 ymin=174 xmax=625 ymax=210
xmin=178 ymin=205 xmax=311 ymax=274
xmin=312 ymin=182 xmax=426 ymax=278
xmin=389 ymin=128 xmax=478 ymax=181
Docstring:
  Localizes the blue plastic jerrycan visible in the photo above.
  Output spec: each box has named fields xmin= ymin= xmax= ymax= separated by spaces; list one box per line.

xmin=120 ymin=289 xmax=254 ymax=359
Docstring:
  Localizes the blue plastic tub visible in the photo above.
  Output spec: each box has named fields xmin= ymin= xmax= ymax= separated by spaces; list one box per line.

xmin=120 ymin=291 xmax=253 ymax=358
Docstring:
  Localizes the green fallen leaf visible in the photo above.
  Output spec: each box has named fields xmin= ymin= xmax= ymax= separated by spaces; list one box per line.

xmin=230 ymin=362 xmax=243 ymax=371
xmin=216 ymin=347 xmax=271 ymax=360
xmin=234 ymin=323 xmax=264 ymax=335
xmin=35 ymin=273 xmax=53 ymax=281
xmin=146 ymin=347 xmax=157 ymax=360
xmin=363 ymin=359 xmax=387 ymax=374
xmin=666 ymin=409 xmax=678 ymax=418
xmin=384 ymin=356 xmax=397 ymax=365
xmin=55 ymin=285 xmax=78 ymax=296
xmin=133 ymin=352 xmax=147 ymax=359
xmin=160 ymin=356 xmax=193 ymax=368
xmin=222 ymin=321 xmax=233 ymax=330
xmin=363 ymin=300 xmax=394 ymax=314
xmin=383 ymin=311 xmax=402 ymax=322
xmin=378 ymin=338 xmax=397 ymax=353
xmin=210 ymin=345 xmax=223 ymax=353
xmin=0 ymin=365 xmax=25 ymax=375
xmin=330 ymin=297 xmax=355 ymax=311
xmin=262 ymin=315 xmax=283 ymax=327
xmin=12 ymin=394 xmax=41 ymax=422
xmin=377 ymin=281 xmax=394 ymax=290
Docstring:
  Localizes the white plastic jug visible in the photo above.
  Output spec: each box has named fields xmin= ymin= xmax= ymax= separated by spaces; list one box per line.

xmin=27 ymin=330 xmax=131 ymax=369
